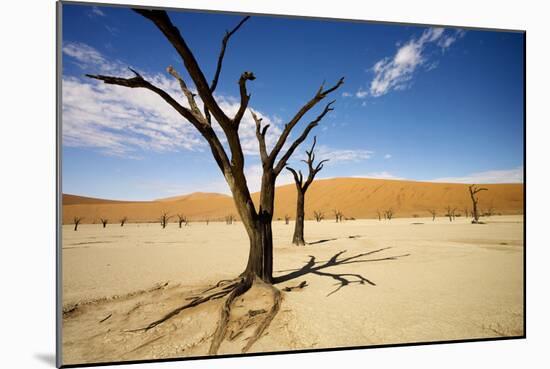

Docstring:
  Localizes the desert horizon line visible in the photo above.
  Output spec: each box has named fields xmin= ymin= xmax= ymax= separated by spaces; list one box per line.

xmin=62 ymin=175 xmax=524 ymax=203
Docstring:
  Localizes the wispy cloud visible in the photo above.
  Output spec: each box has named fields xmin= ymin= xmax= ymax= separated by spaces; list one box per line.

xmin=429 ymin=167 xmax=523 ymax=184
xmin=90 ymin=6 xmax=106 ymax=17
xmin=314 ymin=145 xmax=373 ymax=164
xmin=62 ymin=42 xmax=282 ymax=158
xmin=384 ymin=154 xmax=392 ymax=159
xmin=368 ymin=27 xmax=464 ymax=97
xmin=355 ymin=88 xmax=368 ymax=98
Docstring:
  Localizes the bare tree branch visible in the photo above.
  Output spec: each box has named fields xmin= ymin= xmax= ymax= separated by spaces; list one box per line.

xmin=274 ymin=101 xmax=336 ymax=175
xmin=269 ymin=78 xmax=343 ymax=167
xmin=251 ymin=110 xmax=269 ymax=164
xmin=166 ymin=65 xmax=204 ymax=120
xmin=210 ymin=16 xmax=251 ymax=93
xmin=234 ymin=71 xmax=256 ymax=124
xmin=133 ymin=9 xmax=232 ymax=127
xmin=286 ymin=166 xmax=303 ymax=188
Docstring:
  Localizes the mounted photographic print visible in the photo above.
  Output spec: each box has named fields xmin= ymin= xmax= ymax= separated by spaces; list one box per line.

xmin=57 ymin=1 xmax=525 ymax=367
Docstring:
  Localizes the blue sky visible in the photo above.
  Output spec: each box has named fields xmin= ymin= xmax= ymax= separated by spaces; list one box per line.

xmin=61 ymin=4 xmax=524 ymax=201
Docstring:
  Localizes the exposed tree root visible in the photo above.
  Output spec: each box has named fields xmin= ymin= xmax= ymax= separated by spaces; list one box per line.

xmin=121 ymin=276 xmax=283 ymax=355
xmin=241 ymin=283 xmax=282 ymax=353
xmin=126 ymin=278 xmax=244 ymax=333
xmin=208 ymin=277 xmax=253 ymax=354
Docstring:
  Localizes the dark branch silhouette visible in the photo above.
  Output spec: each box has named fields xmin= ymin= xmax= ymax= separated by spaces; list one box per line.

xmin=100 ymin=218 xmax=108 ymax=228
xmin=428 ymin=209 xmax=436 ymax=221
xmin=120 ymin=217 xmax=128 ymax=227
xmin=286 ymin=136 xmax=328 ymax=245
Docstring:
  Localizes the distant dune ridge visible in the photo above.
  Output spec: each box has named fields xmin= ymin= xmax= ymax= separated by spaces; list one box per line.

xmin=62 ymin=177 xmax=523 ymax=224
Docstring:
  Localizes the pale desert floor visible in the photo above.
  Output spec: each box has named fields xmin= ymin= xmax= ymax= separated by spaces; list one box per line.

xmin=61 ymin=215 xmax=524 ymax=365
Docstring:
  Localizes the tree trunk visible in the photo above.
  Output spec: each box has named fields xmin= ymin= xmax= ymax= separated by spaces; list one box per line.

xmin=292 ymin=191 xmax=306 ymax=246
xmin=472 ymin=200 xmax=479 ymax=222
xmin=230 ymin=170 xmax=274 ymax=284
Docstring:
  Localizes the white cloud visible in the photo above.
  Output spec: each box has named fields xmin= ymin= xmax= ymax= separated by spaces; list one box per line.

xmin=90 ymin=6 xmax=106 ymax=17
xmin=62 ymin=42 xmax=282 ymax=158
xmin=369 ymin=27 xmax=464 ymax=97
xmin=429 ymin=167 xmax=523 ymax=184
xmin=384 ymin=154 xmax=392 ymax=159
xmin=438 ymin=29 xmax=465 ymax=51
xmin=314 ymin=145 xmax=373 ymax=164
xmin=355 ymin=88 xmax=368 ymax=99
xmin=341 ymin=92 xmax=352 ymax=97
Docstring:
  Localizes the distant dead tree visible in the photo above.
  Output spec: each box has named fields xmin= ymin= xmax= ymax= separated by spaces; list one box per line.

xmin=225 ymin=214 xmax=235 ymax=225
xmin=100 ymin=218 xmax=108 ymax=228
xmin=428 ymin=209 xmax=436 ymax=221
xmin=286 ymin=136 xmax=328 ymax=245
xmin=333 ymin=210 xmax=344 ymax=223
xmin=205 ymin=218 xmax=209 ymax=226
xmin=284 ymin=214 xmax=290 ymax=225
xmin=120 ymin=216 xmax=128 ymax=227
xmin=73 ymin=216 xmax=83 ymax=231
xmin=313 ymin=210 xmax=324 ymax=222
xmin=469 ymin=184 xmax=488 ymax=223
xmin=86 ymin=9 xmax=344 ymax=354
xmin=384 ymin=209 xmax=394 ymax=221
xmin=160 ymin=212 xmax=171 ymax=229
xmin=463 ymin=207 xmax=470 ymax=219
xmin=376 ymin=209 xmax=382 ymax=221
xmin=177 ymin=214 xmax=189 ymax=228
xmin=445 ymin=206 xmax=456 ymax=222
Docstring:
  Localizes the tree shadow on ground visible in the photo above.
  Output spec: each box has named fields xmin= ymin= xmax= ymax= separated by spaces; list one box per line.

xmin=274 ymin=247 xmax=410 ymax=296
xmin=307 ymin=238 xmax=338 ymax=245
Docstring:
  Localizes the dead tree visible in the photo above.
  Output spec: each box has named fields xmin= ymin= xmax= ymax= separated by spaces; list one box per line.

xmin=120 ymin=217 xmax=128 ymax=227
xmin=225 ymin=214 xmax=235 ymax=225
xmin=286 ymin=136 xmax=328 ymax=245
xmin=205 ymin=218 xmax=209 ymax=226
xmin=445 ymin=206 xmax=456 ymax=222
xmin=376 ymin=209 xmax=382 ymax=221
xmin=313 ymin=210 xmax=324 ymax=222
xmin=284 ymin=215 xmax=290 ymax=225
xmin=333 ymin=210 xmax=344 ymax=223
xmin=428 ymin=209 xmax=436 ymax=221
xmin=468 ymin=184 xmax=488 ymax=223
xmin=160 ymin=212 xmax=171 ymax=229
xmin=177 ymin=214 xmax=188 ymax=228
xmin=100 ymin=218 xmax=108 ymax=228
xmin=463 ymin=207 xmax=469 ymax=219
xmin=384 ymin=209 xmax=394 ymax=220
xmin=73 ymin=216 xmax=82 ymax=231
xmin=87 ymin=9 xmax=343 ymax=354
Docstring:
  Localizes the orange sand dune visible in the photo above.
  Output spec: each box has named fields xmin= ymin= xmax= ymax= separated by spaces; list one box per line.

xmin=62 ymin=177 xmax=523 ymax=224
